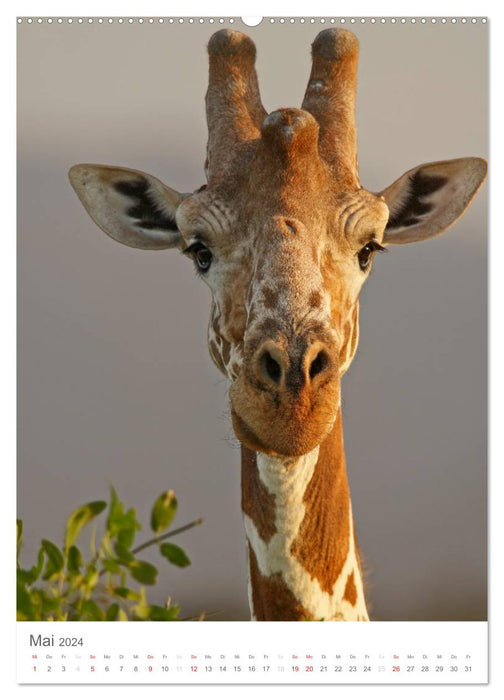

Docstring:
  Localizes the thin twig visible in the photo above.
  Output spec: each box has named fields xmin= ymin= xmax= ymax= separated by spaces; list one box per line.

xmin=97 ymin=518 xmax=203 ymax=576
xmin=131 ymin=518 xmax=203 ymax=556
xmin=181 ymin=609 xmax=223 ymax=621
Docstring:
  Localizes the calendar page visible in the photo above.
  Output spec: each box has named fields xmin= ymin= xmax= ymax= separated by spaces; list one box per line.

xmin=16 ymin=9 xmax=488 ymax=687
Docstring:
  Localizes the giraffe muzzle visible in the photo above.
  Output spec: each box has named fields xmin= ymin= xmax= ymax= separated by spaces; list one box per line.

xmin=253 ymin=338 xmax=332 ymax=393
xmin=229 ymin=335 xmax=340 ymax=456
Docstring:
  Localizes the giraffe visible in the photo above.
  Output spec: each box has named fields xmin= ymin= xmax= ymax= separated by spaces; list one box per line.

xmin=69 ymin=29 xmax=487 ymax=621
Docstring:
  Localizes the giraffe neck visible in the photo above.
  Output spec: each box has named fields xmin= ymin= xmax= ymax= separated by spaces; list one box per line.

xmin=241 ymin=409 xmax=369 ymax=621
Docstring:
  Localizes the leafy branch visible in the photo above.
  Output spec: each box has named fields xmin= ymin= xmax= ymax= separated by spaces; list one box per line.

xmin=17 ymin=487 xmax=202 ymax=621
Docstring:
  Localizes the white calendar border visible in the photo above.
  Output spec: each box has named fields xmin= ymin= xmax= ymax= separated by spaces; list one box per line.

xmin=17 ymin=620 xmax=488 ymax=685
xmin=5 ymin=0 xmax=502 ymax=697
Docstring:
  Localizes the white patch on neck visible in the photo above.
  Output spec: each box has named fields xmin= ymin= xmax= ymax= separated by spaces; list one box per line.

xmin=243 ymin=449 xmax=369 ymax=621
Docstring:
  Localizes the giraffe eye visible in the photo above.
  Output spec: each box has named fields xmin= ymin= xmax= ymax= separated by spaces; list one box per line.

xmin=184 ymin=241 xmax=213 ymax=272
xmin=357 ymin=241 xmax=386 ymax=272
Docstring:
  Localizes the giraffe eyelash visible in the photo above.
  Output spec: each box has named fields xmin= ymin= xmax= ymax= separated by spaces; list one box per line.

xmin=183 ymin=241 xmax=209 ymax=255
xmin=365 ymin=240 xmax=387 ymax=253
xmin=357 ymin=240 xmax=387 ymax=272
xmin=183 ymin=240 xmax=214 ymax=273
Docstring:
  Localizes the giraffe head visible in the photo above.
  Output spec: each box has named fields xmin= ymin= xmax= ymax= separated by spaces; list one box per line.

xmin=69 ymin=29 xmax=486 ymax=458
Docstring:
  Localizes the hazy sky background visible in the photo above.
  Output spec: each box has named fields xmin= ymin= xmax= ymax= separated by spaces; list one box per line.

xmin=18 ymin=18 xmax=487 ymax=620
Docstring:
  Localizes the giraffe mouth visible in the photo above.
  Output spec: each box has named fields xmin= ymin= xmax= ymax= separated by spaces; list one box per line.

xmin=230 ymin=409 xmax=273 ymax=455
xmin=230 ymin=397 xmax=337 ymax=458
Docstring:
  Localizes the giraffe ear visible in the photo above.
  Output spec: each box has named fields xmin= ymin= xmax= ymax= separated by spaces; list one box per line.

xmin=69 ymin=164 xmax=184 ymax=250
xmin=378 ymin=157 xmax=487 ymax=244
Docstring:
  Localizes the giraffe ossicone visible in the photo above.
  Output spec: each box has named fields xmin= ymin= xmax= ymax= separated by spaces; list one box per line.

xmin=69 ymin=28 xmax=487 ymax=621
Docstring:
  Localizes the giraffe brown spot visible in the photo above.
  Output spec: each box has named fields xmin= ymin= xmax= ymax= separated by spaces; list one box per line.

xmin=291 ymin=411 xmax=350 ymax=594
xmin=257 ymin=317 xmax=280 ymax=338
xmin=241 ymin=446 xmax=276 ymax=543
xmin=308 ymin=289 xmax=323 ymax=309
xmin=222 ymin=296 xmax=233 ymax=326
xmin=261 ymin=286 xmax=279 ymax=310
xmin=231 ymin=361 xmax=241 ymax=377
xmin=247 ymin=546 xmax=312 ymax=621
xmin=306 ymin=320 xmax=326 ymax=336
xmin=343 ymin=571 xmax=358 ymax=606
xmin=221 ymin=337 xmax=231 ymax=367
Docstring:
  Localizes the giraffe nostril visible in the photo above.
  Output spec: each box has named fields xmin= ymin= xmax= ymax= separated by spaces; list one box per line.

xmin=260 ymin=350 xmax=282 ymax=385
xmin=309 ymin=350 xmax=330 ymax=380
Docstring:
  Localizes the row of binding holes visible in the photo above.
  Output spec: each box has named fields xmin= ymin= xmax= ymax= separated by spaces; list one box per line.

xmin=17 ymin=17 xmax=488 ymax=24
xmin=17 ymin=18 xmax=231 ymax=24
xmin=268 ymin=17 xmax=485 ymax=23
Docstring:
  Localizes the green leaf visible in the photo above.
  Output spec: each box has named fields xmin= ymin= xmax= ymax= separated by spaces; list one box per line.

xmin=41 ymin=540 xmax=64 ymax=580
xmin=150 ymin=490 xmax=178 ymax=534
xmin=67 ymin=546 xmax=83 ymax=575
xmin=107 ymin=486 xmax=122 ymax=528
xmin=17 ymin=548 xmax=45 ymax=586
xmin=17 ymin=581 xmax=36 ymax=620
xmin=131 ymin=587 xmax=151 ymax=619
xmin=39 ymin=590 xmax=61 ymax=616
xmin=81 ymin=600 xmax=104 ymax=621
xmin=113 ymin=542 xmax=134 ymax=564
xmin=105 ymin=603 xmax=120 ymax=621
xmin=160 ymin=543 xmax=191 ymax=568
xmin=102 ymin=558 xmax=121 ymax=575
xmin=128 ymin=560 xmax=158 ymax=585
xmin=107 ymin=487 xmax=141 ymax=550
xmin=83 ymin=566 xmax=99 ymax=592
xmin=64 ymin=501 xmax=107 ymax=551
xmin=99 ymin=533 xmax=115 ymax=559
xmin=113 ymin=587 xmax=141 ymax=601
xmin=17 ymin=568 xmax=36 ymax=586
xmin=33 ymin=547 xmax=45 ymax=578
xmin=147 ymin=604 xmax=180 ymax=621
